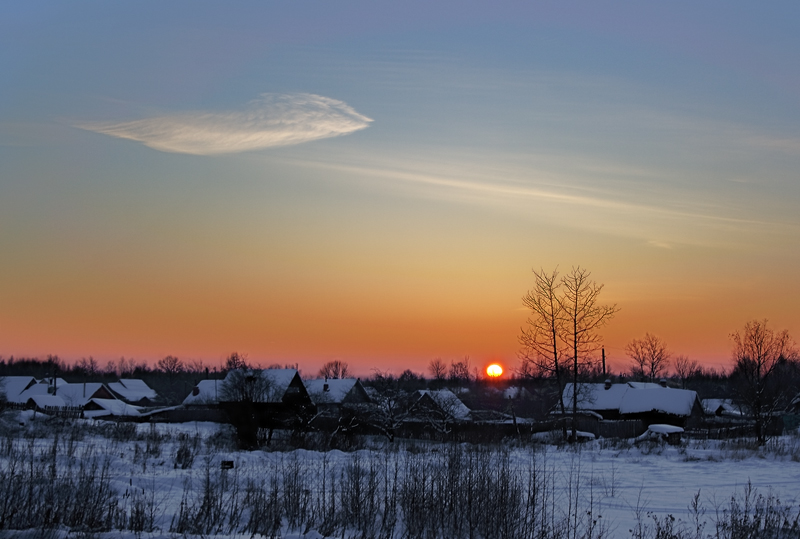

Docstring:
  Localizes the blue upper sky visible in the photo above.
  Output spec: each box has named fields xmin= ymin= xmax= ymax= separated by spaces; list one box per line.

xmin=2 ymin=1 xmax=800 ymax=374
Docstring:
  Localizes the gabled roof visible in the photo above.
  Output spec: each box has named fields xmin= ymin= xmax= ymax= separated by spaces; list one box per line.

xmin=415 ymin=389 xmax=471 ymax=420
xmin=26 ymin=394 xmax=67 ymax=410
xmin=183 ymin=379 xmax=223 ymax=406
xmin=194 ymin=368 xmax=307 ymax=404
xmin=562 ymin=383 xmax=629 ymax=411
xmin=108 ymin=379 xmax=157 ymax=402
xmin=20 ymin=382 xmax=116 ymax=407
xmin=0 ymin=376 xmax=39 ymax=403
xmin=83 ymin=398 xmax=141 ymax=418
xmin=258 ymin=369 xmax=301 ymax=401
xmin=563 ymin=382 xmax=700 ymax=417
xmin=619 ymin=387 xmax=697 ymax=416
xmin=702 ymin=398 xmax=744 ymax=416
xmin=306 ymin=378 xmax=369 ymax=405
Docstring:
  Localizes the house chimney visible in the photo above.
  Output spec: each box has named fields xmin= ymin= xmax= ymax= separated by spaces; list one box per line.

xmin=323 ymin=376 xmax=329 ymax=392
xmin=604 ymin=379 xmax=612 ymax=390
xmin=659 ymin=378 xmax=667 ymax=388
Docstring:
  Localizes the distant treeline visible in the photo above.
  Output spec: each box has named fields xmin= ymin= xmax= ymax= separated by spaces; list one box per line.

xmin=0 ymin=352 xmax=776 ymax=415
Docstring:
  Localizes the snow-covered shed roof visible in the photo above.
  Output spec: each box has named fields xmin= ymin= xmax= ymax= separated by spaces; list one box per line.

xmin=0 ymin=376 xmax=38 ymax=403
xmin=108 ymin=379 xmax=157 ymax=402
xmin=306 ymin=378 xmax=368 ymax=405
xmin=416 ymin=389 xmax=471 ymax=420
xmin=183 ymin=379 xmax=223 ymax=406
xmin=563 ymin=382 xmax=699 ymax=417
xmin=83 ymin=398 xmax=141 ymax=418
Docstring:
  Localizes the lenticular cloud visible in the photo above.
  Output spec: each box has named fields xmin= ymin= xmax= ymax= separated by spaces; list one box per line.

xmin=78 ymin=93 xmax=373 ymax=155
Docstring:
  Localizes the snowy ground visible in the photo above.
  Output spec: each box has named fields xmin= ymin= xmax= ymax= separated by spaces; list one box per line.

xmin=1 ymin=412 xmax=799 ymax=538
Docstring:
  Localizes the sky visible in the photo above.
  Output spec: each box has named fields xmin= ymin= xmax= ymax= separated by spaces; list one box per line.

xmin=2 ymin=2 xmax=800 ymax=378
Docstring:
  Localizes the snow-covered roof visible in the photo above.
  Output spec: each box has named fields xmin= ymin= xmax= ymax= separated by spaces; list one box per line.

xmin=221 ymin=368 xmax=301 ymax=403
xmin=26 ymin=394 xmax=67 ymax=410
xmin=701 ymin=399 xmax=744 ymax=417
xmin=260 ymin=369 xmax=299 ymax=398
xmin=636 ymin=423 xmax=684 ymax=442
xmin=417 ymin=389 xmax=471 ymax=420
xmin=619 ymin=387 xmax=697 ymax=416
xmin=109 ymin=379 xmax=157 ymax=402
xmin=20 ymin=382 xmax=115 ymax=407
xmin=0 ymin=376 xmax=38 ymax=403
xmin=84 ymin=398 xmax=141 ymax=418
xmin=563 ymin=383 xmax=629 ymax=411
xmin=306 ymin=378 xmax=359 ymax=404
xmin=563 ymin=383 xmax=699 ymax=417
xmin=647 ymin=424 xmax=684 ymax=434
xmin=183 ymin=379 xmax=223 ymax=406
xmin=626 ymin=382 xmax=665 ymax=390
xmin=187 ymin=369 xmax=303 ymax=405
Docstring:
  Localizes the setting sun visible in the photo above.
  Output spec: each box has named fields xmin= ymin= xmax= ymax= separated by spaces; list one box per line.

xmin=486 ymin=364 xmax=503 ymax=378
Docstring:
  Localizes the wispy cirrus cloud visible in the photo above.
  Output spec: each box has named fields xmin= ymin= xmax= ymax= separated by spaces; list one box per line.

xmin=77 ymin=93 xmax=372 ymax=155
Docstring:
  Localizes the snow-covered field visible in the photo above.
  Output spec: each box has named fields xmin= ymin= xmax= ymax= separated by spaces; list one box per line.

xmin=1 ymin=412 xmax=799 ymax=538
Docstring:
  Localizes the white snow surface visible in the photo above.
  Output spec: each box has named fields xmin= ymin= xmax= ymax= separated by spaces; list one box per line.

xmin=1 ymin=413 xmax=800 ymax=538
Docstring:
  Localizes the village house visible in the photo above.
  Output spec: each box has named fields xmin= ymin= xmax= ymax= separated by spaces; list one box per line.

xmin=305 ymin=378 xmax=371 ymax=416
xmin=702 ymin=398 xmax=745 ymax=418
xmin=410 ymin=389 xmax=471 ymax=421
xmin=183 ymin=379 xmax=224 ymax=407
xmin=0 ymin=376 xmax=38 ymax=403
xmin=562 ymin=380 xmax=703 ymax=428
xmin=108 ymin=379 xmax=158 ymax=406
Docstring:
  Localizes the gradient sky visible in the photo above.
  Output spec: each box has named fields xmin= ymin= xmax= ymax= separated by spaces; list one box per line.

xmin=2 ymin=2 xmax=800 ymax=377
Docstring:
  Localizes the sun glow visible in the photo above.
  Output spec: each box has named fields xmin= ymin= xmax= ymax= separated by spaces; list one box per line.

xmin=486 ymin=363 xmax=503 ymax=378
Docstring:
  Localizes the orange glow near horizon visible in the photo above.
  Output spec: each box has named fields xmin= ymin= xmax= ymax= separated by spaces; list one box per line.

xmin=486 ymin=363 xmax=503 ymax=378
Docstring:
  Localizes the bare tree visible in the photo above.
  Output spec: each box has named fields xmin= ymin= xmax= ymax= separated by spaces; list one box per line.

xmin=561 ymin=266 xmax=618 ymax=441
xmin=518 ymin=268 xmax=569 ymax=420
xmin=219 ymin=369 xmax=274 ymax=403
xmin=224 ymin=352 xmax=249 ymax=371
xmin=319 ymin=360 xmax=350 ymax=379
xmin=673 ymin=354 xmax=699 ymax=389
xmin=625 ymin=333 xmax=670 ymax=382
xmin=409 ymin=389 xmax=469 ymax=436
xmin=184 ymin=359 xmax=206 ymax=374
xmin=157 ymin=355 xmax=184 ymax=376
xmin=358 ymin=371 xmax=413 ymax=442
xmin=731 ymin=319 xmax=796 ymax=445
xmin=74 ymin=357 xmax=100 ymax=377
xmin=428 ymin=357 xmax=447 ymax=383
xmin=449 ymin=356 xmax=472 ymax=384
